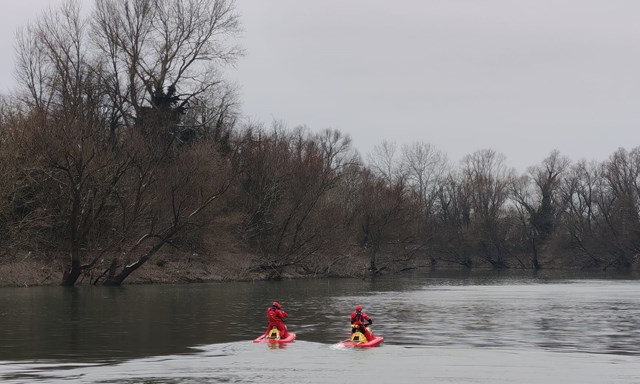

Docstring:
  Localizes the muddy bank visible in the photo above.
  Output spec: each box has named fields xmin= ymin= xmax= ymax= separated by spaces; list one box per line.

xmin=4 ymin=249 xmax=632 ymax=288
xmin=0 ymin=258 xmax=240 ymax=288
xmin=0 ymin=251 xmax=367 ymax=288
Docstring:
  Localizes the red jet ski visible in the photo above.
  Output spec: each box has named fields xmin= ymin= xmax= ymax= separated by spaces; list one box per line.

xmin=253 ymin=326 xmax=296 ymax=343
xmin=339 ymin=326 xmax=384 ymax=348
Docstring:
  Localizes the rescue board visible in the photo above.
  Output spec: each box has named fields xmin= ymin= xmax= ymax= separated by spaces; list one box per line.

xmin=339 ymin=335 xmax=384 ymax=348
xmin=253 ymin=332 xmax=296 ymax=343
xmin=253 ymin=327 xmax=296 ymax=343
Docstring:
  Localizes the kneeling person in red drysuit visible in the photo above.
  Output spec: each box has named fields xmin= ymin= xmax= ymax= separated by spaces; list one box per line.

xmin=265 ymin=301 xmax=289 ymax=338
xmin=350 ymin=305 xmax=374 ymax=341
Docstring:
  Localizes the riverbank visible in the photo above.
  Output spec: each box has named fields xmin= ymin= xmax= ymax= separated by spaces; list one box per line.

xmin=3 ymin=249 xmax=638 ymax=288
xmin=0 ymin=249 xmax=366 ymax=287
xmin=0 ymin=249 xmax=252 ymax=287
xmin=0 ymin=257 xmax=241 ymax=288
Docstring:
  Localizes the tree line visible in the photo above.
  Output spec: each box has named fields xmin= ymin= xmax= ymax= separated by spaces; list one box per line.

xmin=1 ymin=0 xmax=639 ymax=286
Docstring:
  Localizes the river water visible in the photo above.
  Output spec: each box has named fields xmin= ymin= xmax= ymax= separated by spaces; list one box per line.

xmin=1 ymin=271 xmax=639 ymax=383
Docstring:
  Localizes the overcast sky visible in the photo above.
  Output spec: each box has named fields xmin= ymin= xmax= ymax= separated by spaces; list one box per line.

xmin=2 ymin=1 xmax=639 ymax=173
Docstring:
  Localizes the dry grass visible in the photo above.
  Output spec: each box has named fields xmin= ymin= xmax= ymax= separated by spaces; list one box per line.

xmin=0 ymin=259 xmax=61 ymax=287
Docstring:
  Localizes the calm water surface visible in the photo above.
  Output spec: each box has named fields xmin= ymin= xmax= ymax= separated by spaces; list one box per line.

xmin=1 ymin=271 xmax=639 ymax=383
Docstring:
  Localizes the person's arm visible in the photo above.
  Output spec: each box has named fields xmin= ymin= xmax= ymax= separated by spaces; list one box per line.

xmin=280 ymin=310 xmax=288 ymax=319
xmin=364 ymin=314 xmax=373 ymax=326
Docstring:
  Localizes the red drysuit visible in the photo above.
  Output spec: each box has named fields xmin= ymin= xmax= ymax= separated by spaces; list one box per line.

xmin=266 ymin=305 xmax=288 ymax=338
xmin=350 ymin=309 xmax=374 ymax=341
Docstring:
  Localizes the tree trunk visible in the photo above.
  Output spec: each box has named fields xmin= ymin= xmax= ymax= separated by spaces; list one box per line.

xmin=61 ymin=254 xmax=81 ymax=286
xmin=368 ymin=248 xmax=379 ymax=276
xmin=62 ymin=187 xmax=83 ymax=286
xmin=61 ymin=246 xmax=81 ymax=286
xmin=531 ymin=236 xmax=540 ymax=270
xmin=102 ymin=241 xmax=165 ymax=286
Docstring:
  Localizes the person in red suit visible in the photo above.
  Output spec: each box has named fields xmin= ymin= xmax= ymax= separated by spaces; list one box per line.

xmin=350 ymin=305 xmax=374 ymax=341
xmin=265 ymin=301 xmax=289 ymax=338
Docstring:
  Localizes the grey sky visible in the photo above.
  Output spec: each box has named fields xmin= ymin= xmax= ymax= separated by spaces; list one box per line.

xmin=0 ymin=0 xmax=63 ymax=89
xmin=231 ymin=0 xmax=640 ymax=172
xmin=2 ymin=1 xmax=639 ymax=172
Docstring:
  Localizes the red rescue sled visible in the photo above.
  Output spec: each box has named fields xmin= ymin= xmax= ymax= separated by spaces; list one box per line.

xmin=339 ymin=335 xmax=384 ymax=348
xmin=253 ymin=326 xmax=296 ymax=343
xmin=339 ymin=326 xmax=384 ymax=348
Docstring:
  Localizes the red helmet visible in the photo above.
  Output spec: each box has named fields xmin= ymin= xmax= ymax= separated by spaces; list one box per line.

xmin=355 ymin=305 xmax=363 ymax=312
xmin=272 ymin=301 xmax=281 ymax=309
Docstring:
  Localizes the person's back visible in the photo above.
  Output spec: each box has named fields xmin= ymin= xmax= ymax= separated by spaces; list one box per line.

xmin=265 ymin=301 xmax=288 ymax=338
xmin=267 ymin=306 xmax=287 ymax=322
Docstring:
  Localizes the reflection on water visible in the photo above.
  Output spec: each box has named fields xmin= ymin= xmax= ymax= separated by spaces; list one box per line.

xmin=373 ymin=281 xmax=640 ymax=356
xmin=2 ymin=271 xmax=640 ymax=360
xmin=1 ymin=271 xmax=640 ymax=383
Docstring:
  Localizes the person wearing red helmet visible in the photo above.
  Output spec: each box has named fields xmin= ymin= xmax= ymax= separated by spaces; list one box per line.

xmin=350 ymin=305 xmax=374 ymax=341
xmin=265 ymin=301 xmax=289 ymax=338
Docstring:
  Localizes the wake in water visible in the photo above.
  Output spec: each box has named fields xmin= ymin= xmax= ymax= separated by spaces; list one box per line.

xmin=2 ymin=341 xmax=639 ymax=384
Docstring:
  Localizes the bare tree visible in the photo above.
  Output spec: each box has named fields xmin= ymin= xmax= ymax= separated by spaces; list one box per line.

xmin=460 ymin=149 xmax=515 ymax=268
xmin=399 ymin=142 xmax=448 ymax=262
xmin=15 ymin=1 xmax=88 ymax=114
xmin=11 ymin=0 xmax=242 ymax=286
xmin=180 ymin=83 xmax=241 ymax=150
xmin=559 ymin=160 xmax=604 ymax=267
xmin=0 ymin=101 xmax=54 ymax=254
xmin=100 ymin=141 xmax=234 ymax=286
xmin=368 ymin=140 xmax=403 ymax=186
xmin=401 ymin=142 xmax=448 ymax=211
xmin=13 ymin=2 xmax=129 ymax=286
xmin=598 ymin=148 xmax=640 ymax=268
xmin=432 ymin=172 xmax=474 ymax=267
xmin=91 ymin=0 xmax=242 ymax=129
xmin=512 ymin=150 xmax=570 ymax=269
xmin=237 ymin=125 xmax=355 ymax=278
xmin=352 ymin=169 xmax=417 ymax=275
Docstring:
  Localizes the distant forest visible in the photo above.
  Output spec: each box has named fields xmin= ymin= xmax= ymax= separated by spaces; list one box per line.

xmin=1 ymin=0 xmax=639 ymax=286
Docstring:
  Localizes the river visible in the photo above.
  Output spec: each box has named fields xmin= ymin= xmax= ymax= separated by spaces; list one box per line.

xmin=1 ymin=271 xmax=639 ymax=383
